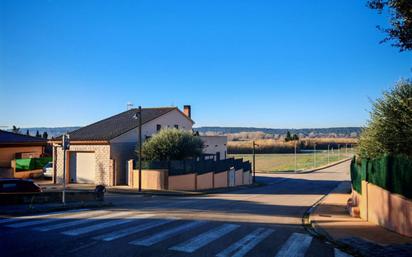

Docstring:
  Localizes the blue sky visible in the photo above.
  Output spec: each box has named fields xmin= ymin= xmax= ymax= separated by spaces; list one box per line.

xmin=0 ymin=0 xmax=411 ymax=129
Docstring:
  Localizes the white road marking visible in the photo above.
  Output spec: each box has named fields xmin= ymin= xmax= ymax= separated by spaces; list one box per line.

xmin=62 ymin=212 xmax=150 ymax=236
xmin=0 ymin=209 xmax=90 ymax=225
xmin=32 ymin=210 xmax=120 ymax=231
xmin=94 ymin=218 xmax=175 ymax=241
xmin=216 ymin=228 xmax=274 ymax=257
xmin=5 ymin=209 xmax=91 ymax=228
xmin=170 ymin=223 xmax=240 ymax=253
xmin=274 ymin=232 xmax=313 ymax=257
xmin=334 ymin=248 xmax=353 ymax=257
xmin=129 ymin=220 xmax=207 ymax=246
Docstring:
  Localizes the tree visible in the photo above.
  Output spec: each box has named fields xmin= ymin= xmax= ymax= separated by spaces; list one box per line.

xmin=358 ymin=79 xmax=412 ymax=158
xmin=285 ymin=131 xmax=292 ymax=142
xmin=368 ymin=0 xmax=412 ymax=51
xmin=26 ymin=129 xmax=30 ymax=136
xmin=12 ymin=125 xmax=20 ymax=134
xmin=42 ymin=132 xmax=48 ymax=139
xmin=35 ymin=130 xmax=41 ymax=137
xmin=140 ymin=129 xmax=204 ymax=161
xmin=292 ymin=134 xmax=299 ymax=141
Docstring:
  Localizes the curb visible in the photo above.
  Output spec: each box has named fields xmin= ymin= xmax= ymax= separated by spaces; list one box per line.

xmin=302 ymin=182 xmax=362 ymax=257
xmin=257 ymin=157 xmax=352 ymax=175
xmin=300 ymin=157 xmax=352 ymax=174
xmin=0 ymin=201 xmax=112 ymax=216
xmin=106 ymin=183 xmax=264 ymax=197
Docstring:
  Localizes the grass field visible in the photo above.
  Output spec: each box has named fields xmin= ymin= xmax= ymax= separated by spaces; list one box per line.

xmin=229 ymin=149 xmax=354 ymax=172
xmin=227 ymin=138 xmax=358 ymax=154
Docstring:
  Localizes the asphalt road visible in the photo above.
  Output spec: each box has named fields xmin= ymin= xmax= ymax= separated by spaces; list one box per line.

xmin=1 ymin=160 xmax=352 ymax=257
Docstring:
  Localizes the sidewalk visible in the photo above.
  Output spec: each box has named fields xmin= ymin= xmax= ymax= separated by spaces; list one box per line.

xmin=308 ymin=181 xmax=412 ymax=257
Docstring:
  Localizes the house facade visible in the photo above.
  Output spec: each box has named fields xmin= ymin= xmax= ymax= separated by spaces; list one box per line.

xmin=51 ymin=106 xmax=227 ymax=186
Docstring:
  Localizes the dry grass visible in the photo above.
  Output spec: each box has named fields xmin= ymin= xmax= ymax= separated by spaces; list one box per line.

xmin=228 ymin=138 xmax=358 ymax=154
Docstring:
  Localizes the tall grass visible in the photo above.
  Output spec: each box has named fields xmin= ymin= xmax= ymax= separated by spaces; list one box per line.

xmin=228 ymin=138 xmax=357 ymax=154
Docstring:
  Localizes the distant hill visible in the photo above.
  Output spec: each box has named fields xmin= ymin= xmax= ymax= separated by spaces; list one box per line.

xmin=194 ymin=126 xmax=362 ymax=138
xmin=10 ymin=126 xmax=362 ymax=139
xmin=15 ymin=127 xmax=81 ymax=139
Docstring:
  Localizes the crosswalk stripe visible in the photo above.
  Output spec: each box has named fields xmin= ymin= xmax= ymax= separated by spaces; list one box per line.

xmin=4 ymin=209 xmax=91 ymax=228
xmin=216 ymin=228 xmax=274 ymax=257
xmin=62 ymin=213 xmax=152 ymax=236
xmin=274 ymin=233 xmax=312 ymax=257
xmin=129 ymin=220 xmax=207 ymax=246
xmin=32 ymin=210 xmax=117 ymax=231
xmin=94 ymin=218 xmax=175 ymax=241
xmin=0 ymin=209 xmax=90 ymax=225
xmin=334 ymin=248 xmax=353 ymax=257
xmin=170 ymin=223 xmax=240 ymax=253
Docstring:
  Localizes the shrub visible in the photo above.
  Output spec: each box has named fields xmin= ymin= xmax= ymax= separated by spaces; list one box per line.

xmin=139 ymin=129 xmax=204 ymax=161
xmin=358 ymin=79 xmax=412 ymax=158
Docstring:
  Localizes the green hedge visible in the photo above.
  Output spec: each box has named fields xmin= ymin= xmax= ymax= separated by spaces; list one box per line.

xmin=350 ymin=157 xmax=362 ymax=193
xmin=16 ymin=157 xmax=52 ymax=171
xmin=351 ymin=155 xmax=412 ymax=199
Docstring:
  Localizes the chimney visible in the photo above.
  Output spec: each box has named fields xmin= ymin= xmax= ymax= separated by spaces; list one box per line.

xmin=183 ymin=105 xmax=191 ymax=118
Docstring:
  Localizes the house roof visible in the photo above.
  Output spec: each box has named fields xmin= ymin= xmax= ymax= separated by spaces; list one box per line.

xmin=0 ymin=130 xmax=47 ymax=146
xmin=53 ymin=107 xmax=194 ymax=141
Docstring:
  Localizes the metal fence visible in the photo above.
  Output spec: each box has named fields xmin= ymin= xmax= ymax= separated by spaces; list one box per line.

xmin=133 ymin=158 xmax=251 ymax=176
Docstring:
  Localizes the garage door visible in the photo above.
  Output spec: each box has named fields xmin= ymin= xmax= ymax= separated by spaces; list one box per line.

xmin=69 ymin=152 xmax=95 ymax=183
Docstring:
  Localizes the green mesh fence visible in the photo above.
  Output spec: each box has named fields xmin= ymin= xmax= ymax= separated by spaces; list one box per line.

xmin=350 ymin=157 xmax=362 ymax=193
xmin=15 ymin=157 xmax=52 ymax=171
xmin=352 ymin=155 xmax=412 ymax=199
xmin=367 ymin=155 xmax=390 ymax=190
xmin=389 ymin=155 xmax=412 ymax=199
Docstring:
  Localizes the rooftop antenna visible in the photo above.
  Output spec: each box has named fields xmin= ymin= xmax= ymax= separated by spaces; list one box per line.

xmin=127 ymin=102 xmax=134 ymax=110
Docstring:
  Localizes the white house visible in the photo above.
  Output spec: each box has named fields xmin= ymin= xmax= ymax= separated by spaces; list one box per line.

xmin=51 ymin=106 xmax=227 ymax=186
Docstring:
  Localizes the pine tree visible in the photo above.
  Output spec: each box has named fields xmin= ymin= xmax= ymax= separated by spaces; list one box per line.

xmin=36 ymin=130 xmax=41 ymax=137
xmin=285 ymin=131 xmax=292 ymax=142
xmin=42 ymin=132 xmax=48 ymax=139
xmin=26 ymin=129 xmax=30 ymax=136
xmin=12 ymin=125 xmax=20 ymax=134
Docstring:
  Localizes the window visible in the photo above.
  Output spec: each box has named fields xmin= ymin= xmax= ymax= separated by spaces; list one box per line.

xmin=156 ymin=124 xmax=161 ymax=132
xmin=174 ymin=124 xmax=179 ymax=129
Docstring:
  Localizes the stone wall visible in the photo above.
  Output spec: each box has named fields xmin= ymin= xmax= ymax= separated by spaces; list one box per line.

xmin=54 ymin=144 xmax=113 ymax=186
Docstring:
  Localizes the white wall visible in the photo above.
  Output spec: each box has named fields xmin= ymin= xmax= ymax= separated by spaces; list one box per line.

xmin=110 ymin=109 xmax=193 ymax=143
xmin=109 ymin=109 xmax=193 ymax=184
xmin=200 ymin=136 xmax=228 ymax=160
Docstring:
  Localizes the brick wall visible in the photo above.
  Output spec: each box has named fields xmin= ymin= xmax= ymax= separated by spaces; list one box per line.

xmin=54 ymin=144 xmax=113 ymax=186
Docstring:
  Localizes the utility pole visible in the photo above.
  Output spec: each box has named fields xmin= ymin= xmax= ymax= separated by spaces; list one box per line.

xmin=132 ymin=106 xmax=143 ymax=192
xmin=313 ymin=143 xmax=316 ymax=168
xmin=252 ymin=141 xmax=258 ymax=183
xmin=327 ymin=144 xmax=330 ymax=164
xmin=294 ymin=140 xmax=297 ymax=172
xmin=138 ymin=106 xmax=142 ymax=192
xmin=61 ymin=134 xmax=70 ymax=204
